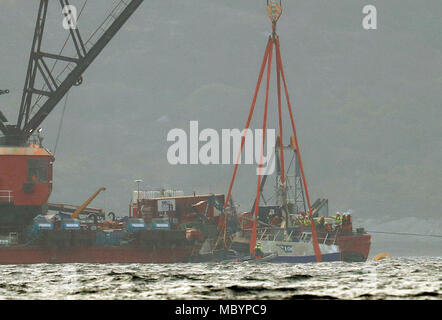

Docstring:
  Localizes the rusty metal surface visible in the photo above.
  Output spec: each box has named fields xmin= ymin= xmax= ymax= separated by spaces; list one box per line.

xmin=0 ymin=145 xmax=53 ymax=156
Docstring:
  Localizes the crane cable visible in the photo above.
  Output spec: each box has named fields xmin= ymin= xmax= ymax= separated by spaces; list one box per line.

xmin=51 ymin=0 xmax=124 ymax=154
xmin=52 ymin=0 xmax=88 ymax=154
xmin=53 ymin=92 xmax=68 ymax=155
xmin=367 ymin=231 xmax=442 ymax=239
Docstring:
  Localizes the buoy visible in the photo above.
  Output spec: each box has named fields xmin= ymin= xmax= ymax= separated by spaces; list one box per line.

xmin=373 ymin=253 xmax=391 ymax=261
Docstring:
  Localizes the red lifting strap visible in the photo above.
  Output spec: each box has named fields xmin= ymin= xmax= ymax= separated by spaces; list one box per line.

xmin=250 ymin=38 xmax=274 ymax=255
xmin=222 ymin=26 xmax=322 ymax=262
xmin=223 ymin=37 xmax=273 ymax=211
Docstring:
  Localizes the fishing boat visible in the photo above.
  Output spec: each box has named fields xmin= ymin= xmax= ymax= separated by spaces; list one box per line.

xmin=231 ymin=200 xmax=371 ymax=263
xmin=211 ymin=1 xmax=371 ymax=263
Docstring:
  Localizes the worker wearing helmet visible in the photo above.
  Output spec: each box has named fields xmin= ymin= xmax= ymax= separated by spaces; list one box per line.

xmin=268 ymin=210 xmax=275 ymax=223
xmin=317 ymin=216 xmax=325 ymax=228
xmin=335 ymin=213 xmax=342 ymax=225
xmin=313 ymin=217 xmax=319 ymax=227
xmin=254 ymin=242 xmax=264 ymax=259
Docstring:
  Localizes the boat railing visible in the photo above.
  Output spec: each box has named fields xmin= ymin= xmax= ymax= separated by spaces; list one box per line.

xmin=254 ymin=227 xmax=337 ymax=245
xmin=255 ymin=228 xmax=308 ymax=242
xmin=257 ymin=228 xmax=280 ymax=241
xmin=306 ymin=232 xmax=339 ymax=245
xmin=0 ymin=190 xmax=13 ymax=203
xmin=28 ymin=135 xmax=40 ymax=146
xmin=299 ymin=232 xmax=312 ymax=242
xmin=332 ymin=233 xmax=338 ymax=245
xmin=246 ymin=226 xmax=340 ymax=246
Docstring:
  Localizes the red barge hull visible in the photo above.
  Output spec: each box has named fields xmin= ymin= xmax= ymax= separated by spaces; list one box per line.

xmin=0 ymin=246 xmax=199 ymax=265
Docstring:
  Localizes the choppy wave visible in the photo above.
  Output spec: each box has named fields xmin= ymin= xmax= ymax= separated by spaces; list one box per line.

xmin=0 ymin=257 xmax=440 ymax=300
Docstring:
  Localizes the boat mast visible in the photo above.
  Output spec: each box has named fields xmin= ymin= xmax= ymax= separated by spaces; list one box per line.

xmin=271 ymin=1 xmax=322 ymax=262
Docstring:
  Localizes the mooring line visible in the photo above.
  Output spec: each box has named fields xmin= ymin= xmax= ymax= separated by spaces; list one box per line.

xmin=367 ymin=231 xmax=442 ymax=238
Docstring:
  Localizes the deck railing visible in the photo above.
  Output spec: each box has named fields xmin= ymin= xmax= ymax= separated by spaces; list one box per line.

xmin=0 ymin=190 xmax=13 ymax=203
xmin=245 ymin=227 xmax=338 ymax=245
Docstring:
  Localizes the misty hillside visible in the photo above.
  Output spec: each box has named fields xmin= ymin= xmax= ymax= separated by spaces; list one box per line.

xmin=1 ymin=1 xmax=441 ymax=255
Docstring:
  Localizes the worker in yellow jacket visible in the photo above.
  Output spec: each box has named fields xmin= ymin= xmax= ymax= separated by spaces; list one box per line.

xmin=333 ymin=214 xmax=342 ymax=225
xmin=254 ymin=243 xmax=264 ymax=259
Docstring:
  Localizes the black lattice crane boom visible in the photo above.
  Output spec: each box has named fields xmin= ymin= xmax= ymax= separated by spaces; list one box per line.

xmin=0 ymin=0 xmax=143 ymax=232
xmin=0 ymin=0 xmax=144 ymax=146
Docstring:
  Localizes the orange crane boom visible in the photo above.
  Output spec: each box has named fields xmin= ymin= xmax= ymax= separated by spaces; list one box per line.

xmin=71 ymin=187 xmax=106 ymax=219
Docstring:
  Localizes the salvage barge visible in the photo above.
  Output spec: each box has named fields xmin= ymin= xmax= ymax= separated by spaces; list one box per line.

xmin=0 ymin=188 xmax=227 ymax=264
xmin=0 ymin=246 xmax=197 ymax=265
xmin=0 ymin=0 xmax=206 ymax=264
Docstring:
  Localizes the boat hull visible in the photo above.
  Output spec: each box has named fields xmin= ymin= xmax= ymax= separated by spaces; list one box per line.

xmin=0 ymin=245 xmax=198 ymax=265
xmin=337 ymin=234 xmax=371 ymax=262
xmin=268 ymin=251 xmax=341 ymax=263
xmin=230 ymin=232 xmax=371 ymax=263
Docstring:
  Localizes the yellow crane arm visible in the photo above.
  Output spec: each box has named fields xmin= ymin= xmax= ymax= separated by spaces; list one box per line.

xmin=72 ymin=187 xmax=106 ymax=219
